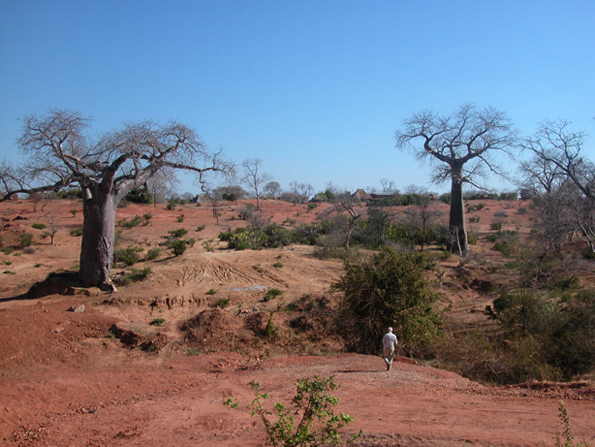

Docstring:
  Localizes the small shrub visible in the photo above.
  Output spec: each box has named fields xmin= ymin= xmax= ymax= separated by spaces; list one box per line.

xmin=265 ymin=312 xmax=277 ymax=338
xmin=490 ymin=222 xmax=503 ymax=232
xmin=272 ymin=262 xmax=283 ymax=268
xmin=168 ymin=228 xmax=188 ymax=238
xmin=34 ymin=263 xmax=43 ymax=268
xmin=284 ymin=302 xmax=299 ymax=312
xmin=0 ymin=247 xmax=14 ymax=255
xmin=149 ymin=318 xmax=166 ymax=326
xmin=215 ymin=298 xmax=230 ymax=308
xmin=3 ymin=270 xmax=15 ymax=275
xmin=224 ymin=376 xmax=361 ymax=446
xmin=263 ymin=288 xmax=284 ymax=302
xmin=202 ymin=239 xmax=215 ymax=252
xmin=166 ymin=201 xmax=176 ymax=210
xmin=69 ymin=227 xmax=83 ymax=236
xmin=123 ymin=267 xmax=152 ymax=284
xmin=32 ymin=223 xmax=46 ymax=230
xmin=468 ymin=216 xmax=480 ymax=223
xmin=3 ymin=261 xmax=12 ymax=266
xmin=184 ymin=348 xmax=200 ymax=356
xmin=171 ymin=239 xmax=188 ymax=256
xmin=441 ymin=250 xmax=453 ymax=260
xmin=117 ymin=215 xmax=142 ymax=229
xmin=177 ymin=215 xmax=184 ymax=223
xmin=69 ymin=209 xmax=78 ymax=217
xmin=206 ymin=289 xmax=218 ymax=295
xmin=146 ymin=248 xmax=161 ymax=260
xmin=196 ymin=225 xmax=205 ymax=232
xmin=114 ymin=246 xmax=143 ymax=266
xmin=307 ymin=203 xmax=317 ymax=212
xmin=467 ymin=233 xmax=478 ymax=245
xmin=20 ymin=233 xmax=33 ymax=247
xmin=517 ymin=207 xmax=528 ymax=214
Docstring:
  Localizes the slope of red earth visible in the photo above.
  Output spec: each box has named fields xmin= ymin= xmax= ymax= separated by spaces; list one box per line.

xmin=1 ymin=198 xmax=594 ymax=446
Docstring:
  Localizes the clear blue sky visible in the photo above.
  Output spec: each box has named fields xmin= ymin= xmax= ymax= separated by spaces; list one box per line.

xmin=1 ymin=0 xmax=593 ymax=195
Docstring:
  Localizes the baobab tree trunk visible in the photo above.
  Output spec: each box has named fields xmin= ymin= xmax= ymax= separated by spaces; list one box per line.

xmin=448 ymin=166 xmax=469 ymax=257
xmin=79 ymin=188 xmax=117 ymax=287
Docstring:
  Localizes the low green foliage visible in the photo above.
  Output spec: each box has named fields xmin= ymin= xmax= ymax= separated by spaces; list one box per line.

xmin=149 ymin=318 xmax=166 ymax=326
xmin=333 ymin=248 xmax=441 ymax=356
xmin=171 ymin=239 xmax=189 ymax=256
xmin=272 ymin=262 xmax=283 ymax=268
xmin=206 ymin=288 xmax=218 ymax=295
xmin=20 ymin=233 xmax=33 ymax=247
xmin=3 ymin=270 xmax=15 ymax=275
xmin=263 ymin=288 xmax=284 ymax=302
xmin=177 ymin=215 xmax=184 ymax=222
xmin=202 ymin=239 xmax=215 ymax=252
xmin=485 ymin=289 xmax=595 ymax=380
xmin=114 ymin=246 xmax=143 ymax=266
xmin=224 ymin=376 xmax=361 ymax=447
xmin=122 ymin=267 xmax=152 ymax=284
xmin=146 ymin=248 xmax=161 ymax=260
xmin=169 ymin=228 xmax=188 ymax=238
xmin=117 ymin=215 xmax=143 ymax=228
xmin=69 ymin=227 xmax=83 ymax=236
xmin=215 ymin=298 xmax=230 ymax=308
xmin=196 ymin=225 xmax=205 ymax=232
xmin=32 ymin=223 xmax=46 ymax=230
xmin=555 ymin=400 xmax=591 ymax=447
xmin=0 ymin=247 xmax=14 ymax=255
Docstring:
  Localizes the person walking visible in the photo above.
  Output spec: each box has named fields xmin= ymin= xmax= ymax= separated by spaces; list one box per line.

xmin=382 ymin=327 xmax=398 ymax=371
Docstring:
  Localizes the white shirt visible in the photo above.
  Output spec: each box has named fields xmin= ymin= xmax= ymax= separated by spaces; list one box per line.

xmin=382 ymin=332 xmax=398 ymax=349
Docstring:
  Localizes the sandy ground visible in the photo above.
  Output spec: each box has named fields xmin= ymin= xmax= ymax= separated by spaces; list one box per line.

xmin=1 ymin=198 xmax=594 ymax=446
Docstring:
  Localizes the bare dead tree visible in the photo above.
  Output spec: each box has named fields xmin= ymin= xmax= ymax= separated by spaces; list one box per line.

xmin=0 ymin=109 xmax=231 ymax=288
xmin=241 ymin=158 xmax=271 ymax=211
xmin=263 ymin=181 xmax=282 ymax=199
xmin=395 ymin=104 xmax=517 ymax=257
xmin=521 ymin=119 xmax=595 ymax=253
xmin=146 ymin=168 xmax=179 ymax=208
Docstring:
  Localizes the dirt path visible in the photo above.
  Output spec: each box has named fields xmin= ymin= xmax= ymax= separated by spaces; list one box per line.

xmin=2 ymin=353 xmax=594 ymax=447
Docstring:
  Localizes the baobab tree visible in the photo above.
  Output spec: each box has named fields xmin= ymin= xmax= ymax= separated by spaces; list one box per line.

xmin=0 ymin=109 xmax=230 ymax=289
xmin=395 ymin=104 xmax=516 ymax=257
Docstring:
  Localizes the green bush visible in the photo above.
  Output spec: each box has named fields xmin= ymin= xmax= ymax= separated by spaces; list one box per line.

xmin=117 ymin=215 xmax=142 ymax=228
xmin=490 ymin=222 xmax=503 ymax=232
xmin=32 ymin=223 xmax=46 ymax=230
xmin=20 ymin=233 xmax=34 ymax=247
xmin=171 ymin=239 xmax=189 ymax=256
xmin=263 ymin=288 xmax=284 ymax=302
xmin=169 ymin=228 xmax=188 ymax=238
xmin=149 ymin=318 xmax=166 ymax=326
xmin=177 ymin=215 xmax=184 ymax=222
xmin=333 ymin=248 xmax=441 ymax=356
xmin=196 ymin=225 xmax=205 ymax=232
xmin=123 ymin=267 xmax=152 ymax=284
xmin=215 ymin=298 xmax=230 ymax=308
xmin=69 ymin=227 xmax=83 ymax=236
xmin=146 ymin=248 xmax=161 ymax=260
xmin=224 ymin=376 xmax=361 ymax=446
xmin=206 ymin=288 xmax=218 ymax=295
xmin=272 ymin=262 xmax=283 ymax=268
xmin=114 ymin=246 xmax=143 ymax=266
xmin=1 ymin=247 xmax=14 ymax=255
xmin=485 ymin=288 xmax=595 ymax=380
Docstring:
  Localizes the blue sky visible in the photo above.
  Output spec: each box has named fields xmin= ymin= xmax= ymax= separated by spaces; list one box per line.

xmin=1 ymin=0 xmax=593 ymax=195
